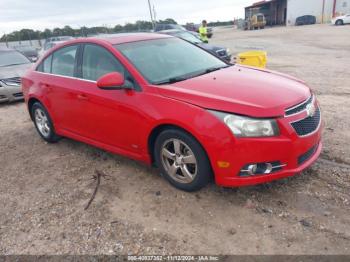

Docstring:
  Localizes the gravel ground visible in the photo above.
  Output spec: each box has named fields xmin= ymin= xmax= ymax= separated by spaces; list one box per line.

xmin=0 ymin=24 xmax=349 ymax=255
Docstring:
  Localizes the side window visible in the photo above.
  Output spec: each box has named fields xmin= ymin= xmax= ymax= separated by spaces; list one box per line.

xmin=82 ymin=44 xmax=125 ymax=81
xmin=51 ymin=45 xmax=78 ymax=77
xmin=36 ymin=55 xmax=52 ymax=73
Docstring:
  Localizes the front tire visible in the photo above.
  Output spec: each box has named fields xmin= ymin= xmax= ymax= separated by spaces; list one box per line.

xmin=31 ymin=102 xmax=61 ymax=143
xmin=154 ymin=129 xmax=212 ymax=192
xmin=336 ymin=19 xmax=344 ymax=26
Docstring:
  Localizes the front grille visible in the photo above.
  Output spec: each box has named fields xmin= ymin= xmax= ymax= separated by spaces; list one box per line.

xmin=216 ymin=49 xmax=227 ymax=57
xmin=0 ymin=95 xmax=7 ymax=99
xmin=298 ymin=144 xmax=318 ymax=165
xmin=1 ymin=77 xmax=21 ymax=86
xmin=13 ymin=92 xmax=23 ymax=97
xmin=291 ymin=107 xmax=321 ymax=136
xmin=285 ymin=95 xmax=313 ymax=116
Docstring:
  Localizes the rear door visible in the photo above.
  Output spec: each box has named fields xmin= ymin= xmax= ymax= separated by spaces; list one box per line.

xmin=36 ymin=45 xmax=81 ymax=131
xmin=39 ymin=44 xmax=84 ymax=133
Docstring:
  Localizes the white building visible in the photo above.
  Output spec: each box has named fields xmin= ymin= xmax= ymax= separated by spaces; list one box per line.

xmin=245 ymin=0 xmax=350 ymax=26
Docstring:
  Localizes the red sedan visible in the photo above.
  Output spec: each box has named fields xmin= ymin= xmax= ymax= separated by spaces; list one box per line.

xmin=22 ymin=33 xmax=322 ymax=191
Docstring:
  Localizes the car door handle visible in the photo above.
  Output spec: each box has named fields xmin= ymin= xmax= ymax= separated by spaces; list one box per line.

xmin=77 ymin=94 xmax=89 ymax=101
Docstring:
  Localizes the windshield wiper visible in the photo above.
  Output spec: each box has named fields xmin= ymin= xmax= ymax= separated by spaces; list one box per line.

xmin=155 ymin=76 xmax=190 ymax=85
xmin=205 ymin=65 xmax=230 ymax=73
xmin=192 ymin=65 xmax=230 ymax=78
xmin=155 ymin=65 xmax=231 ymax=85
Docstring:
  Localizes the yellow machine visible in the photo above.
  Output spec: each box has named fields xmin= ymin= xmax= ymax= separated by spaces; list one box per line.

xmin=246 ymin=13 xmax=266 ymax=30
xmin=237 ymin=51 xmax=267 ymax=68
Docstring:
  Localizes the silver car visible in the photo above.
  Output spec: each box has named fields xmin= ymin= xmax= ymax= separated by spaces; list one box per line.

xmin=0 ymin=47 xmax=32 ymax=103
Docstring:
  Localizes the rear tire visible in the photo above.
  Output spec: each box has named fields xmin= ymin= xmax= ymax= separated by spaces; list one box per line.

xmin=31 ymin=102 xmax=61 ymax=143
xmin=154 ymin=129 xmax=212 ymax=192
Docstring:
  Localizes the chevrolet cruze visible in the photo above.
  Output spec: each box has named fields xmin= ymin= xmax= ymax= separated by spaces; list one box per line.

xmin=22 ymin=33 xmax=323 ymax=191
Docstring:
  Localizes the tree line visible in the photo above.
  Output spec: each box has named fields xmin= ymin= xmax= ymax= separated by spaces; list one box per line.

xmin=0 ymin=18 xmax=176 ymax=42
xmin=1 ymin=18 xmax=233 ymax=42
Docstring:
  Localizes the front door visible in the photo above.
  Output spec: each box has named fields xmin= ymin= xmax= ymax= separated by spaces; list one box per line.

xmin=344 ymin=14 xmax=350 ymax=24
xmin=71 ymin=44 xmax=144 ymax=154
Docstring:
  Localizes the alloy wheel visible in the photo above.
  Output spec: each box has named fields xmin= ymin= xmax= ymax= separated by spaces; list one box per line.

xmin=34 ymin=108 xmax=51 ymax=138
xmin=161 ymin=138 xmax=198 ymax=184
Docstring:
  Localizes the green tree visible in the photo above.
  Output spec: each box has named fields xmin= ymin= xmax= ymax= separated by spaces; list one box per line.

xmin=158 ymin=18 xmax=177 ymax=24
xmin=62 ymin=26 xmax=75 ymax=36
xmin=113 ymin=24 xmax=123 ymax=32
xmin=0 ymin=18 xmax=184 ymax=41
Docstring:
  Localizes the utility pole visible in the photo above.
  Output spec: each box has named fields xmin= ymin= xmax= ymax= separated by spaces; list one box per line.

xmin=147 ymin=0 xmax=155 ymax=30
xmin=321 ymin=0 xmax=325 ymax=23
xmin=153 ymin=4 xmax=157 ymax=22
xmin=332 ymin=0 xmax=337 ymax=18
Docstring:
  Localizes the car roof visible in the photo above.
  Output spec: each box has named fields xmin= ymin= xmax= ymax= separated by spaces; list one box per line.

xmin=51 ymin=33 xmax=172 ymax=48
xmin=97 ymin=33 xmax=172 ymax=45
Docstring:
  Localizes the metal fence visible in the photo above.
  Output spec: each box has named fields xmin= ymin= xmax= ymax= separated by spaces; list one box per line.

xmin=0 ymin=39 xmax=43 ymax=49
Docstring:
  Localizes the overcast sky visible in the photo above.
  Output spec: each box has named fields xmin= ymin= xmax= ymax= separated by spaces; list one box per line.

xmin=0 ymin=0 xmax=257 ymax=33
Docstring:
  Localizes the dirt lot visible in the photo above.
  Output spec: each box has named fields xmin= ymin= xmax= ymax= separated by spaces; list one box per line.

xmin=1 ymin=24 xmax=350 ymax=255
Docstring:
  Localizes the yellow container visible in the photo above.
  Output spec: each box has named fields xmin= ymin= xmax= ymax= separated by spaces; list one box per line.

xmin=237 ymin=51 xmax=267 ymax=68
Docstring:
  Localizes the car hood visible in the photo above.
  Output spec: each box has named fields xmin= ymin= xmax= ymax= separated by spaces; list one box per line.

xmin=155 ymin=65 xmax=311 ymax=118
xmin=0 ymin=63 xmax=32 ymax=79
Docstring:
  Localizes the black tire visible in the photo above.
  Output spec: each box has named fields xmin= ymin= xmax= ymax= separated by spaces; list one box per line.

xmin=31 ymin=102 xmax=61 ymax=143
xmin=154 ymin=129 xmax=212 ymax=192
xmin=336 ymin=19 xmax=344 ymax=26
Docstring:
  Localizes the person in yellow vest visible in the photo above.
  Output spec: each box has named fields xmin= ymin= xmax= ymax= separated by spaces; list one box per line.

xmin=198 ymin=20 xmax=209 ymax=43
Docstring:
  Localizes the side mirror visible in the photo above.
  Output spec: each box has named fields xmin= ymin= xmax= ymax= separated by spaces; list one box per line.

xmin=97 ymin=72 xmax=128 ymax=90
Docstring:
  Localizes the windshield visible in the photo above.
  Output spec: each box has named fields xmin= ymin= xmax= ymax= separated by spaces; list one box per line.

xmin=115 ymin=38 xmax=228 ymax=84
xmin=0 ymin=50 xmax=31 ymax=67
xmin=173 ymin=31 xmax=201 ymax=44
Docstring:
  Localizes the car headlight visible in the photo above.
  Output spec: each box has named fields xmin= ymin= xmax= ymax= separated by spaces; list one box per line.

xmin=226 ymin=48 xmax=231 ymax=55
xmin=209 ymin=110 xmax=279 ymax=137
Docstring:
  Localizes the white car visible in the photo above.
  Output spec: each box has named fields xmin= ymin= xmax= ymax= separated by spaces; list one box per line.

xmin=0 ymin=47 xmax=32 ymax=103
xmin=332 ymin=14 xmax=350 ymax=25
